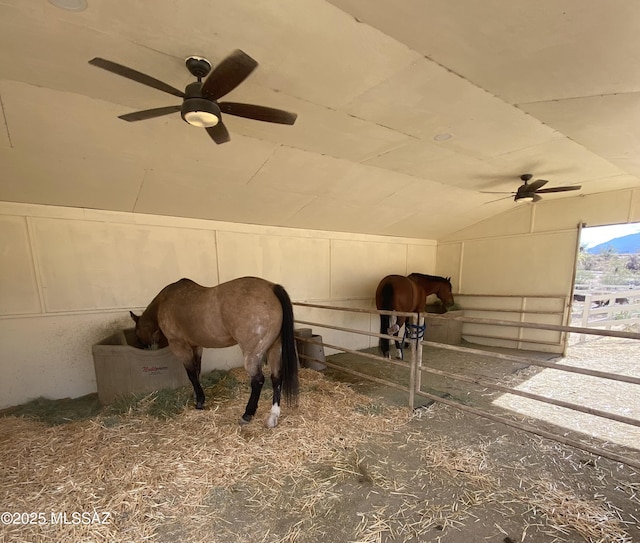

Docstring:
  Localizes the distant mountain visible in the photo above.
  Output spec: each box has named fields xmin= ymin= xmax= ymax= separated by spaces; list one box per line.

xmin=587 ymin=232 xmax=640 ymax=254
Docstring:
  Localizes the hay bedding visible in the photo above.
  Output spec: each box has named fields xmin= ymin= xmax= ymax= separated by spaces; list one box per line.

xmin=0 ymin=369 xmax=403 ymax=543
xmin=0 ymin=369 xmax=637 ymax=543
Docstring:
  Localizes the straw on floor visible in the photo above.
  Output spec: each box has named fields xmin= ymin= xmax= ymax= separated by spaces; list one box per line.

xmin=0 ymin=368 xmax=635 ymax=543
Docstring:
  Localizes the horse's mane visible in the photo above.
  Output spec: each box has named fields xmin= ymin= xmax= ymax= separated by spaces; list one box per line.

xmin=141 ymin=297 xmax=160 ymax=323
xmin=409 ymin=273 xmax=451 ymax=285
xmin=141 ymin=282 xmax=177 ymax=323
xmin=142 ymin=279 xmax=195 ymax=323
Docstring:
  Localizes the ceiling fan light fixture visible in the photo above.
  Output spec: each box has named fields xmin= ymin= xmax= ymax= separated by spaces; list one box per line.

xmin=434 ymin=132 xmax=453 ymax=141
xmin=181 ymin=98 xmax=221 ymax=128
xmin=515 ymin=194 xmax=535 ymax=202
xmin=49 ymin=0 xmax=87 ymax=10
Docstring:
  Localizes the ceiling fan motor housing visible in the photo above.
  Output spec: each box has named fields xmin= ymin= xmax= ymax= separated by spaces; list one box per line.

xmin=515 ymin=186 xmax=532 ymax=198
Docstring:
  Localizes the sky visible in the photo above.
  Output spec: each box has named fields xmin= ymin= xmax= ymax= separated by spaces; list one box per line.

xmin=580 ymin=222 xmax=640 ymax=248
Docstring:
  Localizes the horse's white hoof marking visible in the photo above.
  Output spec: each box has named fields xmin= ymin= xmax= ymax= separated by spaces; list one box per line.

xmin=265 ymin=404 xmax=281 ymax=428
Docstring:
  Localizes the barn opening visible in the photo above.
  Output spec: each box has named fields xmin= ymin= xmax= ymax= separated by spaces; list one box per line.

xmin=488 ymin=223 xmax=640 ymax=453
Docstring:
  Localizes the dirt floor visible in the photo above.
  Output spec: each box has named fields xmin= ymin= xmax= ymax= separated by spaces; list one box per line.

xmin=321 ymin=333 xmax=640 ymax=543
xmin=1 ymin=336 xmax=639 ymax=543
xmin=326 ymin=334 xmax=640 ymax=456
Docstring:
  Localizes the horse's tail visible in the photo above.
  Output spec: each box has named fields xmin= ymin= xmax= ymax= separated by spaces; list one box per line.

xmin=273 ymin=284 xmax=300 ymax=406
xmin=378 ymin=282 xmax=394 ymax=357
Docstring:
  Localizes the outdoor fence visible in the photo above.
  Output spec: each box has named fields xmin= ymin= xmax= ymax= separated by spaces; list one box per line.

xmin=292 ymin=301 xmax=640 ymax=470
xmin=572 ymin=288 xmax=640 ymax=338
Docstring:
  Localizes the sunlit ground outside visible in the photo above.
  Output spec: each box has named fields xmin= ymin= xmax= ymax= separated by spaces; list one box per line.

xmin=493 ymin=335 xmax=640 ymax=451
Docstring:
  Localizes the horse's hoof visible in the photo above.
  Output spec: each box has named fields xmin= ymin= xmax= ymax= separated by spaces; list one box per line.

xmin=265 ymin=413 xmax=279 ymax=428
xmin=195 ymin=403 xmax=204 ymax=410
xmin=239 ymin=415 xmax=252 ymax=425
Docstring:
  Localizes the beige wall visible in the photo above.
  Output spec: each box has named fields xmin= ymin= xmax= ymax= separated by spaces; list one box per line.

xmin=438 ymin=188 xmax=640 ymax=352
xmin=4 ymin=187 xmax=638 ymax=407
xmin=0 ymin=202 xmax=437 ymax=408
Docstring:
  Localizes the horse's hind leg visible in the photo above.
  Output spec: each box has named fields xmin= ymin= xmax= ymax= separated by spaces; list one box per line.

xmin=394 ymin=334 xmax=404 ymax=360
xmin=383 ymin=315 xmax=401 ymax=360
xmin=265 ymin=338 xmax=283 ymax=428
xmin=241 ymin=354 xmax=265 ymax=424
xmin=394 ymin=317 xmax=405 ymax=360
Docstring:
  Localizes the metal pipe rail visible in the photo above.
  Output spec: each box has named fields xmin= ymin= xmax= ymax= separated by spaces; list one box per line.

xmin=296 ymin=335 xmax=411 ymax=371
xmin=451 ymin=314 xmax=640 ymax=341
xmin=294 ymin=300 xmax=416 ymax=317
xmin=460 ymin=332 xmax=562 ymax=347
xmin=417 ymin=364 xmax=640 ymax=428
xmin=292 ymin=301 xmax=640 ymax=470
xmin=414 ymin=389 xmax=640 ymax=471
xmin=293 ymin=300 xmax=422 ymax=406
xmin=295 ymin=319 xmax=399 ymax=343
xmin=457 ymin=308 xmax=565 ymax=315
xmin=421 ymin=340 xmax=640 ymax=386
xmin=455 ymin=293 xmax=567 ymax=299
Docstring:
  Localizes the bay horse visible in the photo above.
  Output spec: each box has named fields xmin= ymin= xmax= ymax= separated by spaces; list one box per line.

xmin=130 ymin=276 xmax=299 ymax=428
xmin=375 ymin=273 xmax=455 ymax=359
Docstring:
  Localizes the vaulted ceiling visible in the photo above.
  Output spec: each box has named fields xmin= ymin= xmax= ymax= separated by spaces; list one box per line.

xmin=1 ymin=0 xmax=638 ymax=239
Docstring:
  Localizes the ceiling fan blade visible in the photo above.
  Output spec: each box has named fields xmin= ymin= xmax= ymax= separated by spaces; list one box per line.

xmin=484 ymin=195 xmax=514 ymax=204
xmin=480 ymin=191 xmax=516 ymax=195
xmin=206 ymin=122 xmax=231 ymax=144
xmin=527 ymin=179 xmax=548 ymax=192
xmin=201 ymin=50 xmax=258 ymax=101
xmin=536 ymin=185 xmax=582 ymax=194
xmin=89 ymin=58 xmax=185 ymax=98
xmin=219 ymin=102 xmax=297 ymax=125
xmin=118 ymin=105 xmax=181 ymax=122
xmin=476 ymin=165 xmax=573 ymax=181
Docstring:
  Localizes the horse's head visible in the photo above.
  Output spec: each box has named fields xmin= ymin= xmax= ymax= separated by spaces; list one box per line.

xmin=437 ymin=277 xmax=455 ymax=310
xmin=129 ymin=311 xmax=166 ymax=349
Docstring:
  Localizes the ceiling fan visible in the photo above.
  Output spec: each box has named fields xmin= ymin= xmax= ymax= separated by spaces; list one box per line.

xmin=482 ymin=174 xmax=582 ymax=203
xmin=89 ymin=50 xmax=298 ymax=144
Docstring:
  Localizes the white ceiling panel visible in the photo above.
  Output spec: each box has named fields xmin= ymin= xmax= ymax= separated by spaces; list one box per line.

xmin=346 ymin=57 xmax=558 ymax=155
xmin=248 ymin=146 xmax=415 ymax=205
xmin=521 ymin=93 xmax=640 ymax=178
xmin=0 ymin=0 xmax=638 ymax=239
xmin=0 ymin=147 xmax=144 ymax=211
xmin=329 ymin=0 xmax=640 ymax=104
xmin=281 ymin=197 xmax=402 ymax=235
xmin=135 ymin=166 xmax=313 ymax=226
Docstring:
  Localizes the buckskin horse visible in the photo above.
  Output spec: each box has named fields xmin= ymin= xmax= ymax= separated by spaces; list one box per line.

xmin=375 ymin=273 xmax=455 ymax=359
xmin=130 ymin=276 xmax=299 ymax=428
